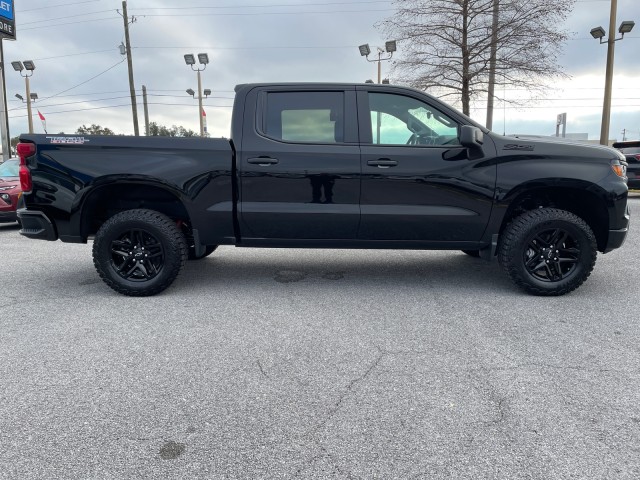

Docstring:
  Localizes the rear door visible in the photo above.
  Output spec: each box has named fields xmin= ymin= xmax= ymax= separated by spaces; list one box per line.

xmin=238 ymin=86 xmax=360 ymax=240
xmin=356 ymin=87 xmax=496 ymax=242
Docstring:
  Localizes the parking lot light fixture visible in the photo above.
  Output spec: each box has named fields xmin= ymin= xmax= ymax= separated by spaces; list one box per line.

xmin=12 ymin=60 xmax=36 ymax=133
xmin=358 ymin=40 xmax=397 ymax=84
xmin=184 ymin=53 xmax=211 ymax=136
xmin=186 ymin=88 xmax=195 ymax=97
xmin=15 ymin=94 xmax=23 ymax=101
xmin=591 ymin=0 xmax=636 ymax=145
xmin=358 ymin=44 xmax=371 ymax=57
xmin=618 ymin=20 xmax=635 ymax=35
xmin=590 ymin=26 xmax=606 ymax=41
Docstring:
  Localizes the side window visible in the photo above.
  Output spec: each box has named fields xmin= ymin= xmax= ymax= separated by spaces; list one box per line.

xmin=368 ymin=93 xmax=460 ymax=146
xmin=263 ymin=92 xmax=344 ymax=144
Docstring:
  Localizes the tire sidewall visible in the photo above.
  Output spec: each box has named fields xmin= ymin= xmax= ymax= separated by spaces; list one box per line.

xmin=93 ymin=210 xmax=186 ymax=295
xmin=500 ymin=209 xmax=597 ymax=295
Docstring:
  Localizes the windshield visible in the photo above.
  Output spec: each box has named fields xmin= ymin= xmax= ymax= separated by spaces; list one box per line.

xmin=0 ymin=159 xmax=19 ymax=177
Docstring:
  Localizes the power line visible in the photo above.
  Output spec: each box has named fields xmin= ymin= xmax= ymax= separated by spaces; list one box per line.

xmin=130 ymin=8 xmax=395 ymax=18
xmin=20 ymin=10 xmax=116 ymax=26
xmin=8 ymin=103 xmax=233 ymax=119
xmin=133 ymin=45 xmax=360 ymax=50
xmin=37 ymin=59 xmax=127 ymax=104
xmin=17 ymin=0 xmax=101 ymax=13
xmin=7 ymin=96 xmax=133 ymax=113
xmin=33 ymin=49 xmax=118 ymax=62
xmin=21 ymin=17 xmax=120 ymax=31
xmin=129 ymin=0 xmax=391 ymax=11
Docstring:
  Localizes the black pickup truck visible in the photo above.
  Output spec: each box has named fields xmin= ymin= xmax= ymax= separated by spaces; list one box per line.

xmin=16 ymin=83 xmax=630 ymax=296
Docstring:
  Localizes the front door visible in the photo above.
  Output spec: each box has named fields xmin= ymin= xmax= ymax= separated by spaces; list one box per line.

xmin=357 ymin=88 xmax=496 ymax=242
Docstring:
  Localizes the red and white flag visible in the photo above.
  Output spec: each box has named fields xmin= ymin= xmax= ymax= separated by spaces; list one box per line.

xmin=38 ymin=110 xmax=47 ymax=133
xmin=202 ymin=108 xmax=207 ymax=134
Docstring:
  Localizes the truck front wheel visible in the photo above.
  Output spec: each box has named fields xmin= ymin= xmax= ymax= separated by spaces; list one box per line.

xmin=92 ymin=209 xmax=188 ymax=296
xmin=498 ymin=208 xmax=597 ymax=296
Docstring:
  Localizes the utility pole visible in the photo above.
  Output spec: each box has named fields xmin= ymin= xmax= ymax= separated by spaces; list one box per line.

xmin=0 ymin=41 xmax=10 ymax=160
xmin=142 ymin=85 xmax=149 ymax=136
xmin=486 ymin=0 xmax=499 ymax=131
xmin=120 ymin=1 xmax=139 ymax=136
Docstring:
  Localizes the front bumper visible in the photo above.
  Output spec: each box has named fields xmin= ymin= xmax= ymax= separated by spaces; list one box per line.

xmin=0 ymin=210 xmax=17 ymax=222
xmin=17 ymin=209 xmax=57 ymax=241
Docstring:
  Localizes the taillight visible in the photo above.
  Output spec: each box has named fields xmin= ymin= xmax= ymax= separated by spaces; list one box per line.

xmin=16 ymin=142 xmax=36 ymax=194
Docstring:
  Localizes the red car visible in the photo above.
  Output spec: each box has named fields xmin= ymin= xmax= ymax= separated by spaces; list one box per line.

xmin=0 ymin=159 xmax=21 ymax=224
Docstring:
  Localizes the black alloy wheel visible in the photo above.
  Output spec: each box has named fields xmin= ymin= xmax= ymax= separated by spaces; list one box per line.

xmin=93 ymin=209 xmax=187 ymax=296
xmin=523 ymin=227 xmax=579 ymax=282
xmin=498 ymin=208 xmax=597 ymax=296
xmin=110 ymin=228 xmax=165 ymax=281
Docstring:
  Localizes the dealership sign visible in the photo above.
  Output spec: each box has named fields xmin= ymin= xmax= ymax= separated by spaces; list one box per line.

xmin=0 ymin=0 xmax=15 ymax=40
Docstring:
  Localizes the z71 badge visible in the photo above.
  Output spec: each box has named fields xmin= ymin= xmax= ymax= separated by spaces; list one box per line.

xmin=503 ymin=143 xmax=534 ymax=151
xmin=46 ymin=137 xmax=90 ymax=145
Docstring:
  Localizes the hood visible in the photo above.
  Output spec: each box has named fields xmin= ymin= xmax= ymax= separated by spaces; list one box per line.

xmin=0 ymin=177 xmax=20 ymax=188
xmin=492 ymin=134 xmax=626 ymax=162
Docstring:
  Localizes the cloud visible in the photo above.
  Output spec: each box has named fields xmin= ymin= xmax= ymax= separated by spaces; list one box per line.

xmin=3 ymin=0 xmax=639 ymax=143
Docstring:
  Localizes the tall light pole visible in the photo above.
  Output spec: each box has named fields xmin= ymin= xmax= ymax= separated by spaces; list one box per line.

xmin=590 ymin=2 xmax=635 ymax=146
xmin=11 ymin=60 xmax=36 ymax=134
xmin=359 ymin=41 xmax=396 ymax=144
xmin=358 ymin=40 xmax=396 ymax=84
xmin=184 ymin=53 xmax=210 ymax=137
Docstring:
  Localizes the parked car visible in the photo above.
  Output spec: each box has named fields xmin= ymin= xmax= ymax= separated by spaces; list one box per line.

xmin=613 ymin=140 xmax=640 ymax=189
xmin=0 ymin=158 xmax=21 ymax=224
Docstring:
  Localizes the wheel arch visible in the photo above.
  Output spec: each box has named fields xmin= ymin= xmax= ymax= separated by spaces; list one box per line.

xmin=78 ymin=181 xmax=192 ymax=240
xmin=498 ymin=183 xmax=610 ymax=252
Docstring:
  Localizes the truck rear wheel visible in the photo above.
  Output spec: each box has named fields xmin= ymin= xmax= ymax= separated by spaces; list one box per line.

xmin=92 ymin=209 xmax=187 ymax=296
xmin=498 ymin=208 xmax=597 ymax=296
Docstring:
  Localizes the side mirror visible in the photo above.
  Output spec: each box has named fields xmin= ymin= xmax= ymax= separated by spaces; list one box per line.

xmin=460 ymin=125 xmax=484 ymax=148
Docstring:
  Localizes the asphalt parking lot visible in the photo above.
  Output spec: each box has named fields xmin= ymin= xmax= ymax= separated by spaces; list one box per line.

xmin=1 ymin=196 xmax=638 ymax=479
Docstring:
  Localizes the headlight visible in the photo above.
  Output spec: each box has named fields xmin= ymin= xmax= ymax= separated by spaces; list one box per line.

xmin=0 ymin=185 xmax=16 ymax=191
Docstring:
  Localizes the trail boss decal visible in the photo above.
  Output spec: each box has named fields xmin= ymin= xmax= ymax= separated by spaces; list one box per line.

xmin=46 ymin=137 xmax=90 ymax=145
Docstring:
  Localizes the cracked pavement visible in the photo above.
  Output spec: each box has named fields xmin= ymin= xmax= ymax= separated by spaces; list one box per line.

xmin=0 ymin=196 xmax=639 ymax=479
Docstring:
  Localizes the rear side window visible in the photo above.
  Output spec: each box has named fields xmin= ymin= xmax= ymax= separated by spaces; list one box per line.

xmin=263 ymin=92 xmax=344 ymax=144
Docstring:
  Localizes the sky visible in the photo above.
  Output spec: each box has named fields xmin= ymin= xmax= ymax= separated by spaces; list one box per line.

xmin=2 ymin=0 xmax=639 ymax=143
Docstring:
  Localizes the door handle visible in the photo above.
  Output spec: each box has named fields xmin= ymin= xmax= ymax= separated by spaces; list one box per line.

xmin=367 ymin=159 xmax=398 ymax=168
xmin=247 ymin=157 xmax=279 ymax=166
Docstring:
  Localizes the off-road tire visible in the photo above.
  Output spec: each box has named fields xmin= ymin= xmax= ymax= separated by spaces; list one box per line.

xmin=498 ymin=208 xmax=597 ymax=296
xmin=93 ymin=209 xmax=187 ymax=296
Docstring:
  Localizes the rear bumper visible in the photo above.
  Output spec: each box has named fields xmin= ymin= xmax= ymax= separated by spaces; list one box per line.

xmin=17 ymin=209 xmax=57 ymax=241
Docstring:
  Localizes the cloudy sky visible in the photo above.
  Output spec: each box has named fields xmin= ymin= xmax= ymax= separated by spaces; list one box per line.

xmin=2 ymin=0 xmax=639 ymax=142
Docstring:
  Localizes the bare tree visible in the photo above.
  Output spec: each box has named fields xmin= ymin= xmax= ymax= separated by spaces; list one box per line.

xmin=380 ymin=0 xmax=575 ymax=119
